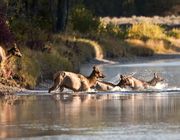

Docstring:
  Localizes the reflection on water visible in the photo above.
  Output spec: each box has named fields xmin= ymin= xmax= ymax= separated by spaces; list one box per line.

xmin=0 ymin=93 xmax=180 ymax=139
xmin=1 ymin=58 xmax=180 ymax=139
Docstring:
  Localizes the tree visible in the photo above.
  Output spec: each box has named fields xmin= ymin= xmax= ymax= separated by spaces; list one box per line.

xmin=56 ymin=0 xmax=69 ymax=32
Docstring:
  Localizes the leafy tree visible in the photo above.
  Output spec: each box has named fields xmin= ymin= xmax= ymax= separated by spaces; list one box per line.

xmin=70 ymin=4 xmax=100 ymax=33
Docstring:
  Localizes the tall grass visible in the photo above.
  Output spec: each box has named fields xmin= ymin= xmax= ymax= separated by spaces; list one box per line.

xmin=13 ymin=45 xmax=73 ymax=89
xmin=15 ymin=48 xmax=41 ymax=89
xmin=127 ymin=22 xmax=166 ymax=40
xmin=168 ymin=28 xmax=180 ymax=39
xmin=39 ymin=50 xmax=73 ymax=80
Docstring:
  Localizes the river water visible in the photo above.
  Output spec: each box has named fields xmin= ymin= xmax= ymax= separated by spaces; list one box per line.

xmin=0 ymin=57 xmax=180 ymax=140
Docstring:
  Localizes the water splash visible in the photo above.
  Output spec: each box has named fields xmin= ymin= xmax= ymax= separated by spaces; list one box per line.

xmin=149 ymin=82 xmax=168 ymax=90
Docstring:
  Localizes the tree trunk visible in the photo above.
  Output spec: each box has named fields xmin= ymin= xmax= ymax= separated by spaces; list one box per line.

xmin=56 ymin=0 xmax=69 ymax=32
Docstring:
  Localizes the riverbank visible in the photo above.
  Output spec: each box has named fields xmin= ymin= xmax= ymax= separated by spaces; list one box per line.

xmin=1 ymin=36 xmax=180 ymax=93
xmin=0 ymin=83 xmax=25 ymax=96
xmin=1 ymin=17 xmax=180 ymax=90
xmin=1 ymin=53 xmax=180 ymax=95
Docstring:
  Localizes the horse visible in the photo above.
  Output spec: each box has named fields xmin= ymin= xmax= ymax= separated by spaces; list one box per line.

xmin=48 ymin=66 xmax=105 ymax=93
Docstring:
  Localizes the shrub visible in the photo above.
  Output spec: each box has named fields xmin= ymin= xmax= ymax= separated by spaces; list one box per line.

xmin=98 ymin=21 xmax=128 ymax=38
xmin=127 ymin=22 xmax=166 ymax=40
xmin=15 ymin=48 xmax=41 ymax=89
xmin=10 ymin=17 xmax=51 ymax=42
xmin=39 ymin=49 xmax=73 ymax=80
xmin=167 ymin=28 xmax=180 ymax=39
xmin=14 ymin=46 xmax=73 ymax=88
xmin=70 ymin=4 xmax=100 ymax=33
xmin=99 ymin=22 xmax=122 ymax=36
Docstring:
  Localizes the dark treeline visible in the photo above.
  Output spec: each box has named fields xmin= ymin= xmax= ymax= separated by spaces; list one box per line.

xmin=84 ymin=0 xmax=180 ymax=16
xmin=0 ymin=0 xmax=179 ymax=35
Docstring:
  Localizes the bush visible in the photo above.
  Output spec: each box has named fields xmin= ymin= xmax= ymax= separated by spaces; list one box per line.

xmin=15 ymin=48 xmax=41 ymax=89
xmin=167 ymin=28 xmax=180 ymax=39
xmin=127 ymin=22 xmax=166 ymax=40
xmin=10 ymin=17 xmax=51 ymax=42
xmin=13 ymin=46 xmax=73 ymax=89
xmin=70 ymin=4 xmax=100 ymax=33
xmin=39 ymin=50 xmax=73 ymax=80
xmin=98 ymin=22 xmax=122 ymax=37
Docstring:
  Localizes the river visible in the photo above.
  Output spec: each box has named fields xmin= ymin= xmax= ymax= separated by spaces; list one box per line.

xmin=0 ymin=57 xmax=180 ymax=140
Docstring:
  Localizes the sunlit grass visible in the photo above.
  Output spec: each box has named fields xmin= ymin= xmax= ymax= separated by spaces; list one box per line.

xmin=127 ymin=22 xmax=166 ymax=40
xmin=168 ymin=28 xmax=180 ymax=39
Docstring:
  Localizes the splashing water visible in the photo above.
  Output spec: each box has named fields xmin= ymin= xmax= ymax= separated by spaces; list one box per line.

xmin=149 ymin=82 xmax=168 ymax=90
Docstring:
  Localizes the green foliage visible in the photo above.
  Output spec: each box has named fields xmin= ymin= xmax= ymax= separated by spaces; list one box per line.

xmin=70 ymin=4 xmax=100 ymax=33
xmin=7 ymin=0 xmax=53 ymax=42
xmin=127 ymin=22 xmax=166 ymax=40
xmin=15 ymin=48 xmax=41 ymax=89
xmin=167 ymin=28 xmax=180 ymax=39
xmin=98 ymin=22 xmax=126 ymax=38
xmin=10 ymin=17 xmax=52 ymax=42
xmin=39 ymin=50 xmax=72 ymax=80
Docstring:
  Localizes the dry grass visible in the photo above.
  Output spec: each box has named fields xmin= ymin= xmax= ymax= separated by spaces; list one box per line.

xmin=100 ymin=37 xmax=127 ymax=58
xmin=14 ymin=42 xmax=74 ymax=88
xmin=76 ymin=38 xmax=103 ymax=60
xmin=100 ymin=16 xmax=180 ymax=26
xmin=126 ymin=39 xmax=177 ymax=54
xmin=168 ymin=28 xmax=180 ymax=39
xmin=127 ymin=22 xmax=166 ymax=40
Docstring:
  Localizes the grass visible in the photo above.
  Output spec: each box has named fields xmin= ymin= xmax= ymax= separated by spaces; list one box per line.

xmin=168 ymin=28 xmax=180 ymax=39
xmin=15 ymin=48 xmax=41 ymax=89
xmin=11 ymin=34 xmax=97 ymax=89
xmin=76 ymin=38 xmax=103 ymax=60
xmin=13 ymin=45 xmax=73 ymax=88
xmin=127 ymin=22 xmax=166 ymax=40
xmin=3 ymin=20 xmax=180 ymax=89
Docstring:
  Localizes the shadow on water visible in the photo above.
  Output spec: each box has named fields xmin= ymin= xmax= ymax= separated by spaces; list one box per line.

xmin=0 ymin=92 xmax=180 ymax=139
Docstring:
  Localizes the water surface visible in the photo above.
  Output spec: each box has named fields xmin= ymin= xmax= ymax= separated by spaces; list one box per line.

xmin=0 ymin=57 xmax=180 ymax=140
